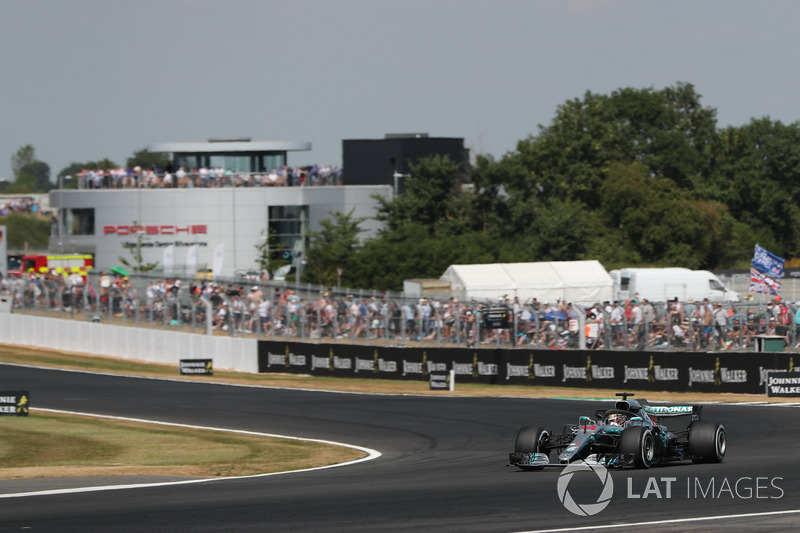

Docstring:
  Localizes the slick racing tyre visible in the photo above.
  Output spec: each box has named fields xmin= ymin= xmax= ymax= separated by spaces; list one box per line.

xmin=689 ymin=422 xmax=726 ymax=463
xmin=514 ymin=426 xmax=550 ymax=455
xmin=619 ymin=426 xmax=655 ymax=468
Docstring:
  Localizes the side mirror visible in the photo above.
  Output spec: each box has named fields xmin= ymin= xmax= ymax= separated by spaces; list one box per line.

xmin=578 ymin=416 xmax=593 ymax=427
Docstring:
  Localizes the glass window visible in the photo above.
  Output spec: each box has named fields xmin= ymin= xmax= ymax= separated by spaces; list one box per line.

xmin=260 ymin=154 xmax=285 ymax=172
xmin=709 ymin=278 xmax=725 ymax=292
xmin=268 ymin=205 xmax=307 ymax=255
xmin=176 ymin=155 xmax=200 ymax=171
xmin=64 ymin=208 xmax=94 ymax=235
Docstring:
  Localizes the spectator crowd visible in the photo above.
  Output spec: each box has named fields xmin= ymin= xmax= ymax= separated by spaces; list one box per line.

xmin=75 ymin=165 xmax=342 ymax=189
xmin=0 ymin=196 xmax=42 ymax=216
xmin=3 ymin=271 xmax=799 ymax=353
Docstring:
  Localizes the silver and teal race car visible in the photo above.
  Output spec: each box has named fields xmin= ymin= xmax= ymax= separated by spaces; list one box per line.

xmin=508 ymin=392 xmax=726 ymax=470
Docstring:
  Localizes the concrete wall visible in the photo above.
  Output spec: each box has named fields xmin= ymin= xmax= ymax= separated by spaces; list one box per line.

xmin=0 ymin=314 xmax=259 ymax=373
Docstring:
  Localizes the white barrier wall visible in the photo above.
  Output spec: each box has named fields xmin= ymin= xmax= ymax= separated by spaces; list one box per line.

xmin=0 ymin=314 xmax=259 ymax=373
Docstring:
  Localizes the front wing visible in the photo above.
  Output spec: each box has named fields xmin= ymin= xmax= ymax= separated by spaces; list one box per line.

xmin=507 ymin=452 xmax=635 ymax=470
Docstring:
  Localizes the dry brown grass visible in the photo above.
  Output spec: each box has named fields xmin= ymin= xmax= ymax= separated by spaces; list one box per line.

xmin=0 ymin=410 xmax=364 ymax=480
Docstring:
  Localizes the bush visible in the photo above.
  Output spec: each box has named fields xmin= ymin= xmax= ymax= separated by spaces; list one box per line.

xmin=3 ymin=213 xmax=51 ymax=250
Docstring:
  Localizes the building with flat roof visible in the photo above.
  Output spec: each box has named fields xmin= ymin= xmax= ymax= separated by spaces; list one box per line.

xmin=49 ymin=185 xmax=389 ymax=279
xmin=149 ymin=137 xmax=312 ymax=173
xmin=48 ymin=136 xmax=385 ymax=279
xmin=47 ymin=134 xmax=467 ymax=280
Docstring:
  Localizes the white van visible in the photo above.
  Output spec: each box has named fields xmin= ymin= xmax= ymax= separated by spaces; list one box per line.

xmin=610 ymin=267 xmax=740 ymax=303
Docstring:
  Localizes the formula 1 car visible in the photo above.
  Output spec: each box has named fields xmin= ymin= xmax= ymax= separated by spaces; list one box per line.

xmin=507 ymin=392 xmax=726 ymax=470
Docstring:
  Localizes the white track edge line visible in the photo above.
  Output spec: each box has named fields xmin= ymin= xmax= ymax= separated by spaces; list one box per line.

xmin=513 ymin=507 xmax=800 ymax=533
xmin=0 ymin=407 xmax=381 ymax=499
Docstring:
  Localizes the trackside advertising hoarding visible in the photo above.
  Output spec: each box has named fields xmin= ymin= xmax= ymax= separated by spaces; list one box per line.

xmin=257 ymin=341 xmax=799 ymax=394
xmin=0 ymin=391 xmax=29 ymax=416
xmin=765 ymin=371 xmax=800 ymax=397
xmin=179 ymin=359 xmax=213 ymax=375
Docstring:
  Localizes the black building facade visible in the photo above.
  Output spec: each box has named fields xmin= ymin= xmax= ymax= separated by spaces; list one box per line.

xmin=342 ymin=134 xmax=469 ymax=193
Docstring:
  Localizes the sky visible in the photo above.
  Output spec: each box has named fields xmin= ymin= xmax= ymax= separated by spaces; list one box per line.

xmin=1 ymin=0 xmax=799 ymax=181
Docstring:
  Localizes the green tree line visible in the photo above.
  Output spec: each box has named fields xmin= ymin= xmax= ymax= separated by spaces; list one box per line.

xmin=304 ymin=82 xmax=800 ymax=291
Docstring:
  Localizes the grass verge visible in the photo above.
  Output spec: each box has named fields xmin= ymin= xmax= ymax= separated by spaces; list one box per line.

xmin=0 ymin=410 xmax=365 ymax=480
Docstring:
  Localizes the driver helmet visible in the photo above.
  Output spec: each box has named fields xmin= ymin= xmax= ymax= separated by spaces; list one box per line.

xmin=607 ymin=413 xmax=627 ymax=426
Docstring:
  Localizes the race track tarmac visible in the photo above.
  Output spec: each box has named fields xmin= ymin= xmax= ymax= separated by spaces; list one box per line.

xmin=0 ymin=364 xmax=798 ymax=532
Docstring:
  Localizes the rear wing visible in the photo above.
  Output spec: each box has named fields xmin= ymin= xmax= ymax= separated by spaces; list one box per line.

xmin=643 ymin=404 xmax=702 ymax=420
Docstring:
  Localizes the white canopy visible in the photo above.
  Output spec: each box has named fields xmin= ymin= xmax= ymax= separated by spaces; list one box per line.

xmin=439 ymin=261 xmax=613 ymax=305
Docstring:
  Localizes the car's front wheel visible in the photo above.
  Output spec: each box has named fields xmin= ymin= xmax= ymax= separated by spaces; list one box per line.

xmin=515 ymin=426 xmax=550 ymax=456
xmin=619 ymin=426 xmax=655 ymax=468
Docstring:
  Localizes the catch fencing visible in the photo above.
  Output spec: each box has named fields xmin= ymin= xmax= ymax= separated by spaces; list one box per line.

xmin=3 ymin=272 xmax=799 ymax=354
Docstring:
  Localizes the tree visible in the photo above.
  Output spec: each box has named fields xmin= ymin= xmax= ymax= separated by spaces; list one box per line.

xmin=374 ymin=154 xmax=466 ymax=235
xmin=597 ymin=162 xmax=726 ymax=268
xmin=55 ymin=159 xmax=118 ymax=189
xmin=712 ymin=118 xmax=800 ymax=258
xmin=84 ymin=158 xmax=117 ymax=171
xmin=508 ymin=83 xmax=718 ymax=209
xmin=3 ymin=213 xmax=51 ymax=250
xmin=303 ymin=210 xmax=365 ymax=286
xmin=11 ymin=145 xmax=36 ymax=177
xmin=349 ymin=224 xmax=500 ymax=291
xmin=56 ymin=163 xmax=85 ymax=189
xmin=253 ymin=227 xmax=290 ymax=276
xmin=457 ymin=153 xmax=517 ymax=234
xmin=10 ymin=145 xmax=52 ymax=192
xmin=127 ymin=148 xmax=171 ymax=172
xmin=118 ymin=222 xmax=159 ymax=274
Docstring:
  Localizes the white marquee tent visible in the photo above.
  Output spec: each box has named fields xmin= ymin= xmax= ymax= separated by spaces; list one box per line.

xmin=439 ymin=261 xmax=613 ymax=305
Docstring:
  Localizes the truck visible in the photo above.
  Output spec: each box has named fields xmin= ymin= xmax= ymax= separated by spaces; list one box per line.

xmin=8 ymin=254 xmax=94 ymax=279
xmin=610 ymin=267 xmax=740 ymax=303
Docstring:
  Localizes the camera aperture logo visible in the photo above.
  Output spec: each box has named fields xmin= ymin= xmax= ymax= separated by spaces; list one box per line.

xmin=557 ymin=460 xmax=614 ymax=516
xmin=555 ymin=463 xmax=785 ymax=518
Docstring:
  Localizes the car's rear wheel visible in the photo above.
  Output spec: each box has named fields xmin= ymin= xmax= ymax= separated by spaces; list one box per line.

xmin=689 ymin=422 xmax=726 ymax=463
xmin=619 ymin=426 xmax=655 ymax=468
xmin=515 ymin=426 xmax=550 ymax=455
